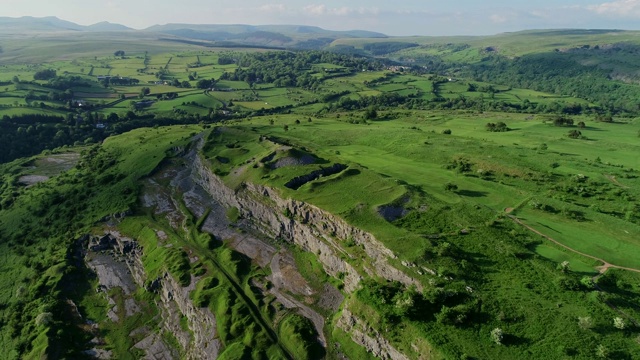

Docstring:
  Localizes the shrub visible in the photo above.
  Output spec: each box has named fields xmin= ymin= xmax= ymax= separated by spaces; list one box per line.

xmin=578 ymin=316 xmax=593 ymax=330
xmin=490 ymin=328 xmax=503 ymax=345
xmin=444 ymin=182 xmax=458 ymax=192
xmin=486 ymin=122 xmax=509 ymax=132
xmin=35 ymin=312 xmax=53 ymax=326
xmin=567 ymin=130 xmax=582 ymax=139
xmin=596 ymin=344 xmax=608 ymax=358
xmin=613 ymin=317 xmax=626 ymax=330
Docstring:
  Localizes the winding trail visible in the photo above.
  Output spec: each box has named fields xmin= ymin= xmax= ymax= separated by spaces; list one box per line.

xmin=605 ymin=174 xmax=630 ymax=189
xmin=505 ymin=209 xmax=640 ymax=326
xmin=504 ymin=209 xmax=640 ymax=278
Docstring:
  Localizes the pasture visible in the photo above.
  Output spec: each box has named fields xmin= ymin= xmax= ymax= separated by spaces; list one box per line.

xmin=204 ymin=111 xmax=640 ymax=272
xmin=203 ymin=111 xmax=640 ymax=359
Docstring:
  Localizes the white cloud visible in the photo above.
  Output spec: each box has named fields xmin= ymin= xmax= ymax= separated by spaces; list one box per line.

xmin=302 ymin=4 xmax=379 ymax=17
xmin=490 ymin=14 xmax=508 ymax=23
xmin=587 ymin=0 xmax=640 ymax=16
xmin=303 ymin=4 xmax=327 ymax=15
xmin=259 ymin=4 xmax=287 ymax=13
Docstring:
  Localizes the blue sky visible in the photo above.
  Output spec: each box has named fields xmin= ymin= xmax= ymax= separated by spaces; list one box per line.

xmin=4 ymin=0 xmax=640 ymax=35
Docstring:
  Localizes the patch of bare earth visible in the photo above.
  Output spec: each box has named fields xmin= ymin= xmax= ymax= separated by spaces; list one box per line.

xmin=18 ymin=175 xmax=49 ymax=186
xmin=378 ymin=205 xmax=408 ymax=222
xmin=36 ymin=153 xmax=80 ymax=172
xmin=605 ymin=174 xmax=630 ymax=189
xmin=271 ymin=154 xmax=316 ymax=169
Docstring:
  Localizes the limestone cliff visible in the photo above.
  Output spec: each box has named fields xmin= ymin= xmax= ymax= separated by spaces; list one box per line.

xmin=192 ymin=150 xmax=418 ymax=359
xmin=193 ymin=154 xmax=420 ymax=293
xmin=336 ymin=309 xmax=409 ymax=360
xmin=88 ymin=232 xmax=220 ymax=359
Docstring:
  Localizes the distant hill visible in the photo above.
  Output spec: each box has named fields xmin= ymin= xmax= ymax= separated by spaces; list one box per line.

xmin=145 ymin=23 xmax=386 ymax=38
xmin=329 ymin=28 xmax=640 ymax=57
xmin=0 ymin=16 xmax=85 ymax=32
xmin=0 ymin=16 xmax=386 ymax=49
xmin=145 ymin=23 xmax=387 ymax=48
xmin=86 ymin=21 xmax=133 ymax=31
xmin=0 ymin=16 xmax=131 ymax=32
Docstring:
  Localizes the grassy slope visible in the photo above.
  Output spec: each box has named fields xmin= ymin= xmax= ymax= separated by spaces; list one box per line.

xmin=330 ymin=29 xmax=640 ymax=57
xmin=205 ymin=112 xmax=640 ymax=265
xmin=0 ymin=125 xmax=199 ymax=358
xmin=202 ymin=112 xmax=640 ymax=358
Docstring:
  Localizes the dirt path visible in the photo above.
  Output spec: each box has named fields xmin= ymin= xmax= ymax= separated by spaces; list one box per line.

xmin=605 ymin=174 xmax=630 ymax=189
xmin=506 ymin=213 xmax=640 ymax=277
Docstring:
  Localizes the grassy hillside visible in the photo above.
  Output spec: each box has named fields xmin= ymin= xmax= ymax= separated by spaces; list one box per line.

xmin=201 ymin=111 xmax=640 ymax=359
xmin=330 ymin=29 xmax=640 ymax=57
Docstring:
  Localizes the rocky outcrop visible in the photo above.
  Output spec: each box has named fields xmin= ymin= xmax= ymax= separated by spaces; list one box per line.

xmin=88 ymin=232 xmax=219 ymax=359
xmin=193 ymin=153 xmax=421 ymax=293
xmin=192 ymin=145 xmax=417 ymax=359
xmin=157 ymin=273 xmax=219 ymax=359
xmin=336 ymin=308 xmax=409 ymax=360
xmin=284 ymin=163 xmax=347 ymax=189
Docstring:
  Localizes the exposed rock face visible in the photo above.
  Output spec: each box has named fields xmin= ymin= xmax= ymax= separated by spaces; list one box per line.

xmin=193 ymin=153 xmax=421 ymax=293
xmin=157 ymin=273 xmax=220 ymax=360
xmin=192 ymin=147 xmax=416 ymax=359
xmin=87 ymin=232 xmax=220 ymax=359
xmin=336 ymin=309 xmax=409 ymax=360
xmin=284 ymin=163 xmax=347 ymax=189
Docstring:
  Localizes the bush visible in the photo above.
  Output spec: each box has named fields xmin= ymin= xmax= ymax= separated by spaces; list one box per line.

xmin=613 ymin=317 xmax=626 ymax=330
xmin=486 ymin=122 xmax=509 ymax=132
xmin=578 ymin=316 xmax=593 ymax=330
xmin=444 ymin=182 xmax=458 ymax=192
xmin=567 ymin=130 xmax=582 ymax=139
xmin=491 ymin=328 xmax=503 ymax=345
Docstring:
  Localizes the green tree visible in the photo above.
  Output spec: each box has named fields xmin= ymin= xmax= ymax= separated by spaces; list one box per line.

xmin=364 ymin=107 xmax=378 ymax=120
xmin=139 ymin=87 xmax=150 ymax=98
xmin=568 ymin=129 xmax=582 ymax=139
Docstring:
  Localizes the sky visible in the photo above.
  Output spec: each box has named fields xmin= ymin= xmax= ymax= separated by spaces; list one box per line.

xmin=3 ymin=0 xmax=640 ymax=36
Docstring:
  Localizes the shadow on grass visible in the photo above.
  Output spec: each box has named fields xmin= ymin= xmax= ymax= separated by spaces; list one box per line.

xmin=503 ymin=333 xmax=530 ymax=346
xmin=466 ymin=251 xmax=498 ymax=270
xmin=456 ymin=190 xmax=488 ymax=198
xmin=536 ymin=222 xmax=562 ymax=234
